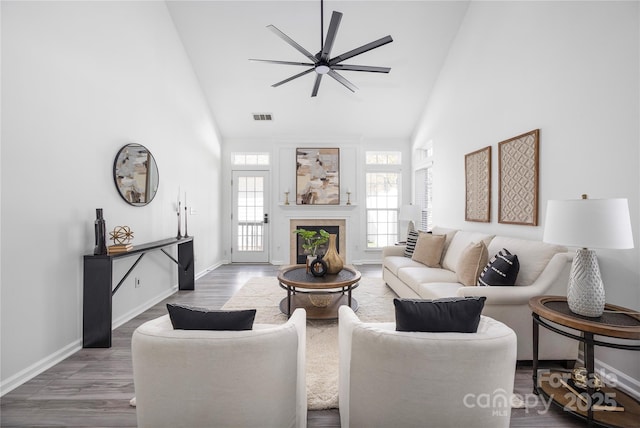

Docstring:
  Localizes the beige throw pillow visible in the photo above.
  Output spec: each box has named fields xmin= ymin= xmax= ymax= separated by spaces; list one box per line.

xmin=456 ymin=241 xmax=489 ymax=286
xmin=411 ymin=233 xmax=446 ymax=268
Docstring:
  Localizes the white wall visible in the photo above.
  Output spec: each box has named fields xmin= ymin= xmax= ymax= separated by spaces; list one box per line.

xmin=1 ymin=1 xmax=223 ymax=393
xmin=221 ymin=137 xmax=412 ymax=265
xmin=413 ymin=1 xmax=640 ymax=389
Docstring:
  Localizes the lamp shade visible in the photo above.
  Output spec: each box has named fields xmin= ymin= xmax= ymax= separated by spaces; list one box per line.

xmin=399 ymin=204 xmax=421 ymax=222
xmin=543 ymin=198 xmax=634 ymax=249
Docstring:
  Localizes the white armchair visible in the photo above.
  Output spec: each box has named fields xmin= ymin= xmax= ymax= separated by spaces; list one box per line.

xmin=338 ymin=306 xmax=517 ymax=428
xmin=132 ymin=308 xmax=307 ymax=428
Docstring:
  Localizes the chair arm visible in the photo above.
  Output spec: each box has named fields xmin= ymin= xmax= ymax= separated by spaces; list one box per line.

xmin=456 ymin=252 xmax=572 ymax=305
xmin=382 ymin=245 xmax=406 ymax=258
xmin=287 ymin=308 xmax=307 ymax=428
xmin=338 ymin=306 xmax=360 ymax=427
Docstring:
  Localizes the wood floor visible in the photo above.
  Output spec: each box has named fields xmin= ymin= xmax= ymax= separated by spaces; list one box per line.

xmin=1 ymin=264 xmax=585 ymax=427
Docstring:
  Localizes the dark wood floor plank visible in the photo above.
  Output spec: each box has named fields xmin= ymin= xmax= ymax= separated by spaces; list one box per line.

xmin=1 ymin=263 xmax=583 ymax=427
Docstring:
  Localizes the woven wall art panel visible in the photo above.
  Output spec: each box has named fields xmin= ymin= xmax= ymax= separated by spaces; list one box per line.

xmin=465 ymin=146 xmax=491 ymax=222
xmin=498 ymin=129 xmax=539 ymax=226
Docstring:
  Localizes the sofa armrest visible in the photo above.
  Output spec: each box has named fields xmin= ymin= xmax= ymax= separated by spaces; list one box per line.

xmin=382 ymin=245 xmax=406 ymax=258
xmin=456 ymin=252 xmax=572 ymax=305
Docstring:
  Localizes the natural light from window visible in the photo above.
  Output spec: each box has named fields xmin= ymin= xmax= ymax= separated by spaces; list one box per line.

xmin=231 ymin=152 xmax=270 ymax=166
xmin=365 ymin=151 xmax=401 ymax=248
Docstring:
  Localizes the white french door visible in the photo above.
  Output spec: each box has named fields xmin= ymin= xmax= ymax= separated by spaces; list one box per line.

xmin=231 ymin=170 xmax=270 ymax=263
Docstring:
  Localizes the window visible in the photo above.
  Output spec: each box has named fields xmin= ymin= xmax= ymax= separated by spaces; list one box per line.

xmin=366 ymin=151 xmax=401 ymax=165
xmin=231 ymin=152 xmax=270 ymax=166
xmin=415 ymin=167 xmax=433 ymax=231
xmin=365 ymin=151 xmax=402 ymax=248
xmin=414 ymin=141 xmax=434 ymax=231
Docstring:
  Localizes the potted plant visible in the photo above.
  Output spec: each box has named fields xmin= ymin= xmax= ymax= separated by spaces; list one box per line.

xmin=293 ymin=228 xmax=330 ymax=257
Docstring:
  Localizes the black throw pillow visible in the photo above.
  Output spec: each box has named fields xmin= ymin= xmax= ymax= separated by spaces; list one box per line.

xmin=394 ymin=297 xmax=486 ymax=333
xmin=166 ymin=303 xmax=256 ymax=331
xmin=477 ymin=248 xmax=520 ymax=286
xmin=404 ymin=229 xmax=420 ymax=258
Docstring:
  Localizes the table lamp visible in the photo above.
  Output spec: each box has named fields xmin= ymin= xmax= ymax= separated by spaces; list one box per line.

xmin=543 ymin=195 xmax=634 ymax=317
xmin=399 ymin=204 xmax=421 ymax=240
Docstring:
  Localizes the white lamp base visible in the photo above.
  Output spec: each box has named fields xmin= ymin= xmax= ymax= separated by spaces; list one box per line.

xmin=567 ymin=248 xmax=605 ymax=317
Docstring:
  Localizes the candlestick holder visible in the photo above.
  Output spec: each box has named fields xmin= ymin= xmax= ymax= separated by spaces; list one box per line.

xmin=346 ymin=191 xmax=352 ymax=205
xmin=176 ymin=202 xmax=182 ymax=239
xmin=284 ymin=191 xmax=290 ymax=205
xmin=184 ymin=206 xmax=189 ymax=238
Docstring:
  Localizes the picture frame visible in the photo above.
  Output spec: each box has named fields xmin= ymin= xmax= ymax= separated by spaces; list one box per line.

xmin=296 ymin=148 xmax=340 ymax=205
xmin=498 ymin=129 xmax=540 ymax=226
xmin=465 ymin=146 xmax=491 ymax=223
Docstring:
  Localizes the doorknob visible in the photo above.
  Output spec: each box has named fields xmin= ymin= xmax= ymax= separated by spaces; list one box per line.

xmin=263 ymin=213 xmax=269 ymax=224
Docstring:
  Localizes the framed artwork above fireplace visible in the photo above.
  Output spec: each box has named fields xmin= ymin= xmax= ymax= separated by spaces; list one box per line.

xmin=296 ymin=148 xmax=340 ymax=205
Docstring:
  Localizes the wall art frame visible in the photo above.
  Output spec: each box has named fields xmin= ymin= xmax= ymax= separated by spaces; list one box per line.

xmin=296 ymin=148 xmax=340 ymax=205
xmin=498 ymin=129 xmax=540 ymax=226
xmin=465 ymin=146 xmax=491 ymax=223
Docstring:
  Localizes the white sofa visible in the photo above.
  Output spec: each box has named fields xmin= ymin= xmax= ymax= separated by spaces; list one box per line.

xmin=132 ymin=308 xmax=307 ymax=428
xmin=383 ymin=226 xmax=578 ymax=361
xmin=339 ymin=306 xmax=517 ymax=428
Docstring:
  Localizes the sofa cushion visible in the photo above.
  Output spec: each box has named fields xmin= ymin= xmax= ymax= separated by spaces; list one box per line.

xmin=478 ymin=248 xmax=520 ymax=286
xmin=404 ymin=229 xmax=420 ymax=257
xmin=411 ymin=233 xmax=446 ymax=267
xmin=417 ymin=282 xmax=464 ymax=299
xmin=442 ymin=231 xmax=495 ymax=272
xmin=487 ymin=236 xmax=566 ymax=286
xmin=456 ymin=241 xmax=489 ymax=286
xmin=384 ymin=256 xmax=427 ymax=276
xmin=393 ymin=297 xmax=487 ymax=333
xmin=431 ymin=226 xmax=459 ymax=264
xmin=397 ymin=267 xmax=458 ymax=294
xmin=166 ymin=304 xmax=256 ymax=331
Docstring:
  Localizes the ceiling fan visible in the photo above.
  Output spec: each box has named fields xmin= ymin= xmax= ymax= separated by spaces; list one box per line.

xmin=250 ymin=0 xmax=393 ymax=97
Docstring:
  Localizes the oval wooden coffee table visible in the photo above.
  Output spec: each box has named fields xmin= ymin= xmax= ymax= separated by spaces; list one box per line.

xmin=277 ymin=265 xmax=361 ymax=320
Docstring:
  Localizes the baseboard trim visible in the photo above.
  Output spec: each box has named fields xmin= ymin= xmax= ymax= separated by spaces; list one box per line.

xmin=112 ymin=285 xmax=178 ymax=329
xmin=1 ymin=339 xmax=81 ymax=396
xmin=2 ymin=265 xmax=220 ymax=397
xmin=112 ymin=264 xmax=219 ymax=328
xmin=577 ymin=350 xmax=640 ymax=400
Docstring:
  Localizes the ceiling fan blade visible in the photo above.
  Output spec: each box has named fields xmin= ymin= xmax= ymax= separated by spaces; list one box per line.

xmin=327 ymin=70 xmax=357 ymax=93
xmin=267 ymin=25 xmax=318 ymax=63
xmin=272 ymin=68 xmax=315 ymax=88
xmin=250 ymin=59 xmax=315 ymax=67
xmin=320 ymin=11 xmax=342 ymax=62
xmin=329 ymin=35 xmax=393 ymax=65
xmin=331 ymin=64 xmax=391 ymax=73
xmin=311 ymin=74 xmax=323 ymax=97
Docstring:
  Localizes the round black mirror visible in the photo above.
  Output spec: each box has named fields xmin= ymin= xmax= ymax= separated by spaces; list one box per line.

xmin=113 ymin=143 xmax=159 ymax=206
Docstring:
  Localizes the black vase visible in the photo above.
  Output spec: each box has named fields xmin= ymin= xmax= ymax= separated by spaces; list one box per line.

xmin=94 ymin=208 xmax=107 ymax=255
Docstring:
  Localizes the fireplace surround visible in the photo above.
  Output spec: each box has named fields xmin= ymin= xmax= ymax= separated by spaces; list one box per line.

xmin=290 ymin=219 xmax=346 ymax=265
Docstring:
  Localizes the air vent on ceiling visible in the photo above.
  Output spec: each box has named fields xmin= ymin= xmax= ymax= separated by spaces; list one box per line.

xmin=252 ymin=113 xmax=273 ymax=121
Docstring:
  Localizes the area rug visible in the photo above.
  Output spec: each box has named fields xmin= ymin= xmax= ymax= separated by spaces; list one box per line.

xmin=222 ymin=276 xmax=397 ymax=410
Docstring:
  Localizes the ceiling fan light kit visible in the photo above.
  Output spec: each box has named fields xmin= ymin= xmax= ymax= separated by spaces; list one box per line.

xmin=250 ymin=0 xmax=393 ymax=97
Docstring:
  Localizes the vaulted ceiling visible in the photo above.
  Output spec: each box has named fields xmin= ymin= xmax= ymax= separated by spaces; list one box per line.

xmin=167 ymin=1 xmax=469 ymax=141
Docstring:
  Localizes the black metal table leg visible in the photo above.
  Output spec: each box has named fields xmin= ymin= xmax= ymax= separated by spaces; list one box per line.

xmin=532 ymin=313 xmax=540 ymax=394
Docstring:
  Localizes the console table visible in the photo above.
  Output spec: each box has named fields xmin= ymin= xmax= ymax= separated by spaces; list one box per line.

xmin=530 ymin=295 xmax=640 ymax=427
xmin=83 ymin=237 xmax=194 ymax=348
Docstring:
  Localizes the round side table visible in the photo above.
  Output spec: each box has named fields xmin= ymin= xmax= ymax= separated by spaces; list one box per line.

xmin=529 ymin=296 xmax=640 ymax=427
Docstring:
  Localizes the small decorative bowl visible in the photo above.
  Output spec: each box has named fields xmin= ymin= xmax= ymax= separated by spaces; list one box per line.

xmin=572 ymin=367 xmax=603 ymax=390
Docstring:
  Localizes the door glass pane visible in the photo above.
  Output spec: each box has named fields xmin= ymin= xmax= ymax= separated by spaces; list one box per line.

xmin=237 ymin=176 xmax=264 ymax=251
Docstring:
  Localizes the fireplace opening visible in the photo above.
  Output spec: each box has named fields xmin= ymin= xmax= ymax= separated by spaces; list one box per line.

xmin=290 ymin=219 xmax=346 ymax=265
xmin=294 ymin=226 xmax=340 ymax=264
